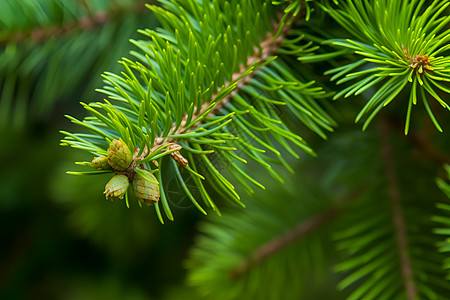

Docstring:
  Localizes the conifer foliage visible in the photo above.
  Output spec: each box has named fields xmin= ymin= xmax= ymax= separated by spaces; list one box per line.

xmin=317 ymin=0 xmax=450 ymax=134
xmin=61 ymin=0 xmax=336 ymax=223
xmin=60 ymin=0 xmax=450 ymax=299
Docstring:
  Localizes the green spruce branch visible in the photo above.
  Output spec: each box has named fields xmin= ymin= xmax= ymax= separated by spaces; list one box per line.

xmin=231 ymin=203 xmax=340 ymax=279
xmin=61 ymin=0 xmax=335 ymax=222
xmin=149 ymin=18 xmax=292 ymax=151
xmin=187 ymin=124 xmax=450 ymax=299
xmin=186 ymin=171 xmax=339 ymax=299
xmin=0 ymin=1 xmax=148 ymax=46
xmin=229 ymin=186 xmax=366 ymax=279
xmin=303 ymin=0 xmax=450 ymax=134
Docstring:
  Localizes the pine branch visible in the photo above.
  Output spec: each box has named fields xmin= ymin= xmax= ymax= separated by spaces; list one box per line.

xmin=321 ymin=126 xmax=450 ymax=299
xmin=152 ymin=16 xmax=291 ymax=149
xmin=61 ymin=0 xmax=335 ymax=221
xmin=4 ymin=10 xmax=108 ymax=45
xmin=187 ymin=125 xmax=450 ymax=299
xmin=379 ymin=118 xmax=417 ymax=300
xmin=186 ymin=167 xmax=339 ymax=299
xmin=0 ymin=0 xmax=150 ymax=45
xmin=230 ymin=186 xmax=366 ymax=278
xmin=150 ymin=1 xmax=311 ymax=150
xmin=230 ymin=205 xmax=339 ymax=279
xmin=305 ymin=0 xmax=450 ymax=133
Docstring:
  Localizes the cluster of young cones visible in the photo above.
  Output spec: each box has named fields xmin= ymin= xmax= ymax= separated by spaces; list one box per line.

xmin=92 ymin=139 xmax=160 ymax=205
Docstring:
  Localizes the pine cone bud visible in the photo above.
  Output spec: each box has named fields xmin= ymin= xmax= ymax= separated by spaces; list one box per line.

xmin=107 ymin=139 xmax=133 ymax=171
xmin=132 ymin=170 xmax=160 ymax=204
xmin=92 ymin=156 xmax=112 ymax=170
xmin=104 ymin=174 xmax=129 ymax=200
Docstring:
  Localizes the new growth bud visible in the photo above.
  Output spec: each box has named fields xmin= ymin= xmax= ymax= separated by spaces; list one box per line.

xmin=132 ymin=170 xmax=160 ymax=204
xmin=92 ymin=156 xmax=112 ymax=170
xmin=104 ymin=174 xmax=129 ymax=200
xmin=107 ymin=139 xmax=133 ymax=171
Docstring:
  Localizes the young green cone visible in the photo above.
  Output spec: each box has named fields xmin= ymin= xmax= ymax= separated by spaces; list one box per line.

xmin=107 ymin=139 xmax=133 ymax=171
xmin=92 ymin=156 xmax=112 ymax=170
xmin=132 ymin=170 xmax=160 ymax=204
xmin=104 ymin=174 xmax=129 ymax=200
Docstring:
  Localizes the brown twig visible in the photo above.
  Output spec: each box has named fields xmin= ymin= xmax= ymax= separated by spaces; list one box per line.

xmin=229 ymin=206 xmax=340 ymax=279
xmin=379 ymin=118 xmax=417 ymax=300
xmin=227 ymin=187 xmax=365 ymax=279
